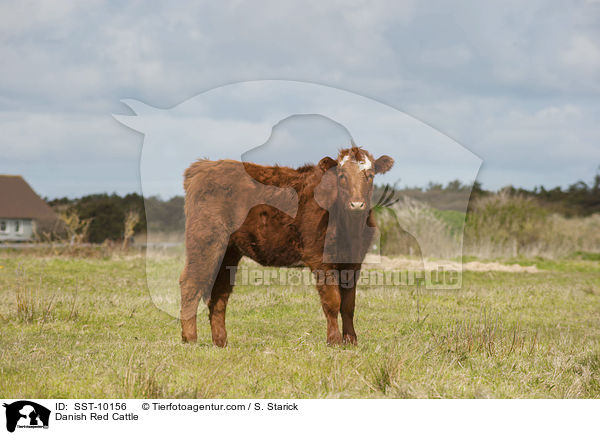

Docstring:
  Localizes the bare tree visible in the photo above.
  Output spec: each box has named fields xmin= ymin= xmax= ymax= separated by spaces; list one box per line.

xmin=122 ymin=210 xmax=140 ymax=250
xmin=59 ymin=211 xmax=92 ymax=245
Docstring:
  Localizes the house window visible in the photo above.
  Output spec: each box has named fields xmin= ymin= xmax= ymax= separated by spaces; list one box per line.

xmin=0 ymin=221 xmax=7 ymax=233
xmin=15 ymin=220 xmax=22 ymax=234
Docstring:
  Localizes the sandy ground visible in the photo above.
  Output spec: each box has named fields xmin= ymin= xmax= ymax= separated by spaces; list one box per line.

xmin=240 ymin=254 xmax=539 ymax=273
xmin=363 ymin=254 xmax=538 ymax=273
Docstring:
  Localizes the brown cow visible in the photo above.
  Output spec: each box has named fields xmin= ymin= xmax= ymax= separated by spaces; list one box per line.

xmin=180 ymin=145 xmax=394 ymax=346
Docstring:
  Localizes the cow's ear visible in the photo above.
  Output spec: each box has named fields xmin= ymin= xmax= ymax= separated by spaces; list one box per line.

xmin=374 ymin=155 xmax=394 ymax=174
xmin=314 ymin=167 xmax=338 ymax=210
xmin=318 ymin=156 xmax=337 ymax=172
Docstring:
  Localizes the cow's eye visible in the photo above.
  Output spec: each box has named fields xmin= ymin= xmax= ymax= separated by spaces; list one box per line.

xmin=366 ymin=173 xmax=374 ymax=180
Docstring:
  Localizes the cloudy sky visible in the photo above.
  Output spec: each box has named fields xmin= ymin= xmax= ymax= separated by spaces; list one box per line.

xmin=1 ymin=0 xmax=599 ymax=198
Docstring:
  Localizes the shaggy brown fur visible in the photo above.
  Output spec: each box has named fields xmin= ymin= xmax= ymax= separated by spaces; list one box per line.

xmin=180 ymin=146 xmax=394 ymax=346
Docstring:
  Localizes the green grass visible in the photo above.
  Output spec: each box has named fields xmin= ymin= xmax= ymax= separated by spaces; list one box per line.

xmin=433 ymin=209 xmax=466 ymax=235
xmin=1 ymin=252 xmax=599 ymax=398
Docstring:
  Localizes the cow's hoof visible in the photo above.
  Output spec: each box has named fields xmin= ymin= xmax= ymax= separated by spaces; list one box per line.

xmin=212 ymin=336 xmax=228 ymax=348
xmin=181 ymin=334 xmax=197 ymax=344
xmin=343 ymin=334 xmax=357 ymax=345
xmin=327 ymin=332 xmax=343 ymax=346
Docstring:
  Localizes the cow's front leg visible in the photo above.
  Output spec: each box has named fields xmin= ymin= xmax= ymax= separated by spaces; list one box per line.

xmin=317 ymin=283 xmax=342 ymax=345
xmin=340 ymin=286 xmax=357 ymax=345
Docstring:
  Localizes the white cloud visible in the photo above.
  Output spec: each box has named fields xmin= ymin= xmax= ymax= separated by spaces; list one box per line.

xmin=0 ymin=0 xmax=85 ymax=38
xmin=406 ymin=97 xmax=600 ymax=188
xmin=0 ymin=111 xmax=138 ymax=160
xmin=562 ymin=34 xmax=600 ymax=76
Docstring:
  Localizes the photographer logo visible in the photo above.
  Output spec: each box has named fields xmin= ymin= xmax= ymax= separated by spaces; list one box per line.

xmin=3 ymin=401 xmax=50 ymax=433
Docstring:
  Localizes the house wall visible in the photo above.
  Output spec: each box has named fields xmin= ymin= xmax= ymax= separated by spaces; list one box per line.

xmin=0 ymin=218 xmax=34 ymax=241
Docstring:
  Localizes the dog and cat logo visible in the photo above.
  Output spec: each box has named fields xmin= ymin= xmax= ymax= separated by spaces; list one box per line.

xmin=3 ymin=401 xmax=50 ymax=432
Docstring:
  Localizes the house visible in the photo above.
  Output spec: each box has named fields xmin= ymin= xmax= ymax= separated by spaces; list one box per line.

xmin=0 ymin=175 xmax=57 ymax=241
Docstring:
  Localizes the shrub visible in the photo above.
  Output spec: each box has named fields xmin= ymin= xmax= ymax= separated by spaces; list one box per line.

xmin=464 ymin=191 xmax=549 ymax=257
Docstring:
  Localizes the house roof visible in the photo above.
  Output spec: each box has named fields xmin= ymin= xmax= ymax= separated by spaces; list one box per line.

xmin=0 ymin=175 xmax=56 ymax=219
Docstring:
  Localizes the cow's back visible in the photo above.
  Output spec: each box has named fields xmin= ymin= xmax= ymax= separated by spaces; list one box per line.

xmin=183 ymin=159 xmax=309 ymax=256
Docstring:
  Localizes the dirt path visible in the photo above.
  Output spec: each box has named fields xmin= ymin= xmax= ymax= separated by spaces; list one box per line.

xmin=364 ymin=254 xmax=538 ymax=273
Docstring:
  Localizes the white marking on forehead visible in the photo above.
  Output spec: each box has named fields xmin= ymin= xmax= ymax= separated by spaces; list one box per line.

xmin=339 ymin=154 xmax=372 ymax=171
xmin=358 ymin=159 xmax=372 ymax=171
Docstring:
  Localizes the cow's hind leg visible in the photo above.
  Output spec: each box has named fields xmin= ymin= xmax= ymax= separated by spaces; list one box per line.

xmin=180 ymin=264 xmax=202 ymax=343
xmin=208 ymin=247 xmax=241 ymax=347
xmin=180 ymin=236 xmax=229 ymax=344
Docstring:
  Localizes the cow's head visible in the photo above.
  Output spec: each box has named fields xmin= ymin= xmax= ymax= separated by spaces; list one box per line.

xmin=315 ymin=145 xmax=394 ymax=212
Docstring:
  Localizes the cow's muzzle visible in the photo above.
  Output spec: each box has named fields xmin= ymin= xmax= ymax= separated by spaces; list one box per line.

xmin=348 ymin=201 xmax=366 ymax=211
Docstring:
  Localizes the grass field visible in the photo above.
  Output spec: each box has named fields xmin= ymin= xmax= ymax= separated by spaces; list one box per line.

xmin=1 ymin=251 xmax=599 ymax=398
